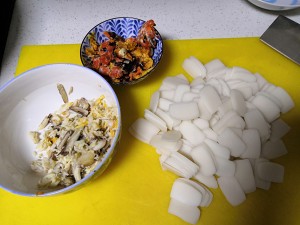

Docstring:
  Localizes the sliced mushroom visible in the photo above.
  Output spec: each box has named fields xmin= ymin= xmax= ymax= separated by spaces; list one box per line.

xmin=57 ymin=130 xmax=73 ymax=153
xmin=57 ymin=83 xmax=69 ymax=103
xmin=69 ymin=106 xmax=89 ymax=116
xmin=78 ymin=97 xmax=90 ymax=110
xmin=65 ymin=128 xmax=83 ymax=153
xmin=38 ymin=114 xmax=51 ymax=130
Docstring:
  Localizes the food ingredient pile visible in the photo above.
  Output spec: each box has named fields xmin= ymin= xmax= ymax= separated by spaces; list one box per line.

xmin=129 ymin=56 xmax=294 ymax=224
xmin=85 ymin=20 xmax=159 ymax=84
xmin=29 ymin=84 xmax=118 ymax=189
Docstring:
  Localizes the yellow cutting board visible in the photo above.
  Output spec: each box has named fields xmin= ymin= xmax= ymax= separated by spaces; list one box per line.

xmin=1 ymin=38 xmax=300 ymax=225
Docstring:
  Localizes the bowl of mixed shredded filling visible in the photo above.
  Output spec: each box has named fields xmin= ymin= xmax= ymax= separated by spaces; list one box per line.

xmin=80 ymin=17 xmax=163 ymax=85
xmin=0 ymin=64 xmax=121 ymax=196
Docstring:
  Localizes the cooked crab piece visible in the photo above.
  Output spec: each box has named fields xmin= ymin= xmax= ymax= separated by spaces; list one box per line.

xmin=87 ymin=33 xmax=99 ymax=51
xmin=140 ymin=56 xmax=153 ymax=70
xmin=110 ymin=66 xmax=124 ymax=79
xmin=115 ymin=47 xmax=133 ymax=61
xmin=100 ymin=40 xmax=116 ymax=56
xmin=137 ymin=19 xmax=158 ymax=48
xmin=124 ymin=37 xmax=138 ymax=51
xmin=131 ymin=46 xmax=153 ymax=70
xmin=103 ymin=31 xmax=124 ymax=42
xmin=115 ymin=38 xmax=138 ymax=58
xmin=129 ymin=66 xmax=143 ymax=80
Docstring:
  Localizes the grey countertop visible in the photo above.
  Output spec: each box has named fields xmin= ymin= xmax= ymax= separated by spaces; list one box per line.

xmin=1 ymin=0 xmax=300 ymax=86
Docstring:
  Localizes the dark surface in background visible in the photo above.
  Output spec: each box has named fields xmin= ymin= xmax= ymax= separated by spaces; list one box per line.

xmin=0 ymin=0 xmax=16 ymax=68
xmin=260 ymin=15 xmax=300 ymax=65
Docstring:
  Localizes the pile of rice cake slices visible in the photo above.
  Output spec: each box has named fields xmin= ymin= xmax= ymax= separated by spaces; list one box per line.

xmin=129 ymin=56 xmax=294 ymax=224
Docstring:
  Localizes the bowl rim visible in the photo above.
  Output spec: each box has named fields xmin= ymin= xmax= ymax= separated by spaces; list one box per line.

xmin=248 ymin=0 xmax=300 ymax=9
xmin=0 ymin=63 xmax=122 ymax=197
xmin=79 ymin=16 xmax=164 ymax=85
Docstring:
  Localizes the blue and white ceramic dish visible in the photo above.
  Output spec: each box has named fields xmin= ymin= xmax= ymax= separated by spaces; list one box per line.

xmin=80 ymin=17 xmax=163 ymax=85
xmin=248 ymin=0 xmax=300 ymax=10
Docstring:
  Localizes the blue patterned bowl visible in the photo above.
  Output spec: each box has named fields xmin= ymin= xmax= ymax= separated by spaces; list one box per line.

xmin=80 ymin=17 xmax=163 ymax=85
xmin=248 ymin=0 xmax=300 ymax=10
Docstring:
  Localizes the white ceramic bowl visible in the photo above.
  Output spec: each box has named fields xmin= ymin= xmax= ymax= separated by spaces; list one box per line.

xmin=248 ymin=0 xmax=300 ymax=10
xmin=0 ymin=64 xmax=121 ymax=196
